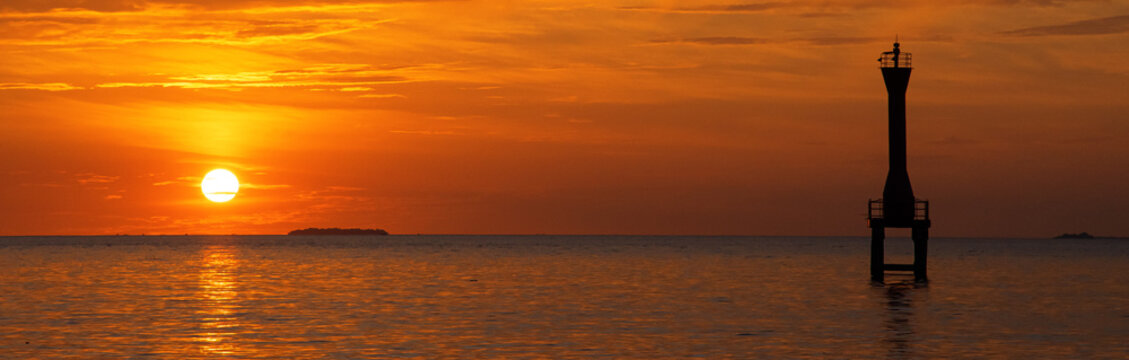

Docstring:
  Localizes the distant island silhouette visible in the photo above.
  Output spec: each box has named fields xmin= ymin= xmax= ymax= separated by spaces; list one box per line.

xmin=1054 ymin=232 xmax=1094 ymax=239
xmin=288 ymin=227 xmax=389 ymax=236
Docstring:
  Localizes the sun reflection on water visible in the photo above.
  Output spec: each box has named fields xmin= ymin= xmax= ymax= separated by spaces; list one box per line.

xmin=197 ymin=245 xmax=241 ymax=356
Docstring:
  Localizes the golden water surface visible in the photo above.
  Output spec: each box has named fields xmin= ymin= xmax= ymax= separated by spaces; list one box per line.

xmin=1 ymin=236 xmax=1127 ymax=358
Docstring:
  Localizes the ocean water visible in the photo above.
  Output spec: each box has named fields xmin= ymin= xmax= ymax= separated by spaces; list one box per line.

xmin=0 ymin=235 xmax=1127 ymax=359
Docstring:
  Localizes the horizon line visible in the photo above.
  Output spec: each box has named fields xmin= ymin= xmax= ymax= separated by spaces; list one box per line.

xmin=0 ymin=233 xmax=1118 ymax=240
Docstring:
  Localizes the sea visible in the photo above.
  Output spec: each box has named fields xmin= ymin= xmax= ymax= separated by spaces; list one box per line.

xmin=1 ymin=235 xmax=1126 ymax=359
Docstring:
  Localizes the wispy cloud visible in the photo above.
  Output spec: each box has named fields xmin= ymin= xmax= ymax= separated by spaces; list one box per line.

xmin=0 ymin=82 xmax=81 ymax=91
xmin=89 ymin=64 xmax=415 ymax=92
xmin=358 ymin=93 xmax=406 ymax=98
xmin=240 ymin=183 xmax=291 ymax=190
xmin=1004 ymin=14 xmax=1129 ymax=36
xmin=649 ymin=36 xmax=880 ymax=46
xmin=93 ymin=79 xmax=407 ymax=90
xmin=152 ymin=176 xmax=199 ymax=187
xmin=1 ymin=1 xmax=411 ymax=13
xmin=618 ymin=3 xmax=790 ymax=14
xmin=389 ymin=129 xmax=457 ymax=135
xmin=618 ymin=0 xmax=1092 ymax=15
xmin=803 ymin=36 xmax=879 ymax=45
xmin=0 ymin=5 xmax=391 ymax=47
xmin=76 ymin=173 xmax=118 ymax=184
xmin=326 ymin=186 xmax=365 ymax=191
xmin=653 ymin=36 xmax=768 ymax=45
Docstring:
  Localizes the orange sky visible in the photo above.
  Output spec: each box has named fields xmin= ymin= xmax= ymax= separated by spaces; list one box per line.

xmin=1 ymin=0 xmax=1127 ymax=237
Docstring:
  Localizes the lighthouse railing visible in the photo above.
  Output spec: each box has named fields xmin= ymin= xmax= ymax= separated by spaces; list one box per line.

xmin=868 ymin=199 xmax=929 ymax=221
xmin=879 ymin=52 xmax=912 ymax=68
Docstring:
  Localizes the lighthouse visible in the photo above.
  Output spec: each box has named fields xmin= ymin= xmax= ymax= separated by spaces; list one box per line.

xmin=869 ymin=41 xmax=931 ymax=282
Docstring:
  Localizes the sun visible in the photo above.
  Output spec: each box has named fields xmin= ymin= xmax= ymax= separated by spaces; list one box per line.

xmin=201 ymin=169 xmax=239 ymax=203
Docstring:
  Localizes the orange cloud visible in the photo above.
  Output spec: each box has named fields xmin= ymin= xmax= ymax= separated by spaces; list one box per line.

xmin=0 ymin=82 xmax=81 ymax=90
xmin=0 ymin=4 xmax=389 ymax=47
xmin=76 ymin=173 xmax=118 ymax=184
xmin=1005 ymin=14 xmax=1129 ymax=36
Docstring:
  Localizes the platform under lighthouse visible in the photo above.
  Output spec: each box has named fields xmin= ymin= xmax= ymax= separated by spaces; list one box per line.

xmin=868 ymin=41 xmax=931 ymax=282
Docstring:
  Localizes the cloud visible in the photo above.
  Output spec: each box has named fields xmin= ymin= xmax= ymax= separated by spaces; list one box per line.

xmin=1004 ymin=14 xmax=1129 ymax=36
xmin=389 ymin=129 xmax=456 ymax=135
xmin=651 ymin=36 xmax=768 ymax=45
xmin=169 ymin=72 xmax=273 ymax=82
xmin=618 ymin=3 xmax=790 ymax=14
xmin=649 ymin=36 xmax=881 ymax=46
xmin=151 ymin=176 xmax=198 ymax=187
xmin=91 ymin=64 xmax=412 ymax=91
xmin=802 ymin=36 xmax=878 ymax=45
xmin=326 ymin=186 xmax=365 ymax=191
xmin=981 ymin=0 xmax=1101 ymax=6
xmin=105 ymin=194 xmax=123 ymax=200
xmin=615 ymin=1 xmax=945 ymax=15
xmin=0 ymin=82 xmax=81 ymax=91
xmin=76 ymin=173 xmax=118 ymax=184
xmin=239 ymin=183 xmax=291 ymax=190
xmin=168 ymin=211 xmax=307 ymax=227
xmin=358 ymin=93 xmax=406 ymax=98
xmin=0 ymin=1 xmax=423 ymax=13
xmin=0 ymin=5 xmax=391 ymax=47
xmin=94 ymin=79 xmax=406 ymax=90
xmin=695 ymin=3 xmax=787 ymax=12
xmin=0 ymin=0 xmax=143 ymax=12
xmin=620 ymin=0 xmax=1095 ymax=14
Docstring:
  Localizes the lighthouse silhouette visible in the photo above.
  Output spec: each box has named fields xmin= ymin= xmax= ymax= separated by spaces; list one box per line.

xmin=868 ymin=41 xmax=931 ymax=282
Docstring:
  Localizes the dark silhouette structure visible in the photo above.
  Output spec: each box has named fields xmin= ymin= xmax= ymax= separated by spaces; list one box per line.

xmin=1054 ymin=232 xmax=1094 ymax=239
xmin=288 ymin=227 xmax=389 ymax=235
xmin=869 ymin=41 xmax=931 ymax=282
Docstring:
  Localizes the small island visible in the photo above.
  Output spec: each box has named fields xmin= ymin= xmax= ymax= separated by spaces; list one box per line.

xmin=1054 ymin=232 xmax=1095 ymax=239
xmin=288 ymin=227 xmax=389 ymax=236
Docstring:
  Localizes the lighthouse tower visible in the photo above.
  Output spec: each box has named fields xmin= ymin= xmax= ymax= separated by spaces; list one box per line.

xmin=869 ymin=41 xmax=931 ymax=282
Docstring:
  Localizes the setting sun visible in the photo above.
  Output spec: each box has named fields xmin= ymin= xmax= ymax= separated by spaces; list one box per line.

xmin=201 ymin=169 xmax=239 ymax=203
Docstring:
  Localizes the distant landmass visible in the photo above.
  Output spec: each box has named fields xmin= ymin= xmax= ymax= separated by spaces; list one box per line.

xmin=1054 ymin=232 xmax=1094 ymax=239
xmin=288 ymin=227 xmax=389 ymax=236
